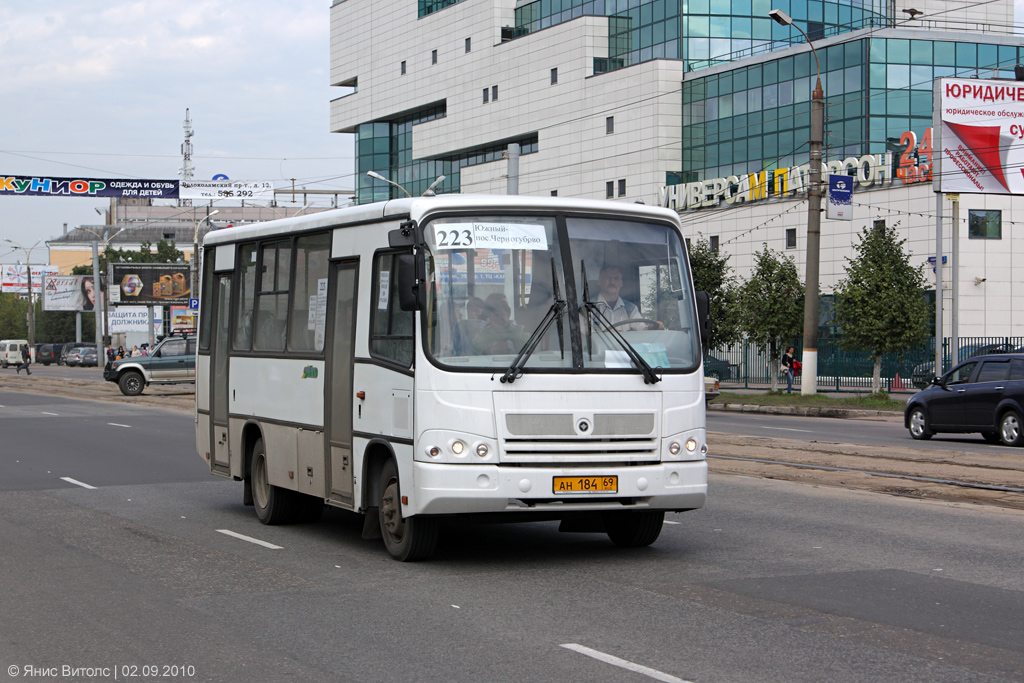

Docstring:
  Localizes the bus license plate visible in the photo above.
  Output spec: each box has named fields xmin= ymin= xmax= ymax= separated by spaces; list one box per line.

xmin=552 ymin=476 xmax=618 ymax=494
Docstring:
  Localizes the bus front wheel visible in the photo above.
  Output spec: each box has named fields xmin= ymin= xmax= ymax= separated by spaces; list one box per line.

xmin=378 ymin=459 xmax=438 ymax=561
xmin=603 ymin=510 xmax=665 ymax=547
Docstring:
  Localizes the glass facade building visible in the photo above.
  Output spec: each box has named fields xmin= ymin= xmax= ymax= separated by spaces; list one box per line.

xmin=682 ymin=36 xmax=1024 ymax=182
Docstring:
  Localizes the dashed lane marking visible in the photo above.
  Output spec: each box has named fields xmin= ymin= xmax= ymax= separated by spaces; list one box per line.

xmin=560 ymin=644 xmax=694 ymax=683
xmin=60 ymin=477 xmax=97 ymax=489
xmin=216 ymin=529 xmax=283 ymax=550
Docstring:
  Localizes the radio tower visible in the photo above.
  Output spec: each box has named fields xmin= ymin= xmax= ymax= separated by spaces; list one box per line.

xmin=179 ymin=108 xmax=194 ymax=207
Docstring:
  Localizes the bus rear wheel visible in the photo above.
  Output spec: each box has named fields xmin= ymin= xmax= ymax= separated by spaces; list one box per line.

xmin=377 ymin=459 xmax=438 ymax=561
xmin=603 ymin=511 xmax=665 ymax=547
xmin=251 ymin=438 xmax=301 ymax=525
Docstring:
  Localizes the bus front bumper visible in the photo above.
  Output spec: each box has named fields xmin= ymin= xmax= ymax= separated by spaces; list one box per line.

xmin=409 ymin=461 xmax=707 ymax=516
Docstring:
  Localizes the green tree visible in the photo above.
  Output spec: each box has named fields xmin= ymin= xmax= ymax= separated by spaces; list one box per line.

xmin=71 ymin=239 xmax=185 ymax=275
xmin=687 ymin=236 xmax=741 ymax=352
xmin=736 ymin=245 xmax=805 ymax=391
xmin=0 ymin=293 xmax=28 ymax=339
xmin=833 ymin=223 xmax=930 ymax=393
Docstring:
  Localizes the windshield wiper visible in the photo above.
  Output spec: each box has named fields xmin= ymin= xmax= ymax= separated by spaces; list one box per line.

xmin=500 ymin=259 xmax=565 ymax=384
xmin=581 ymin=261 xmax=661 ymax=385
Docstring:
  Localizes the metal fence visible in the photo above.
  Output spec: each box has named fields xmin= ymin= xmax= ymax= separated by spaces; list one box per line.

xmin=706 ymin=337 xmax=1024 ymax=393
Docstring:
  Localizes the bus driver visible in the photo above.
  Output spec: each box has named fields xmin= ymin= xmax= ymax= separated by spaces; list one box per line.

xmin=594 ymin=264 xmax=662 ymax=331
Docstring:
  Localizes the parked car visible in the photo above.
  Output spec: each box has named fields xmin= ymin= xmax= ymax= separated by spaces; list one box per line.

xmin=36 ymin=344 xmax=60 ymax=366
xmin=703 ymin=354 xmax=734 ymax=381
xmin=65 ymin=347 xmax=87 ymax=367
xmin=704 ymin=375 xmax=720 ymax=404
xmin=910 ymin=343 xmax=1016 ymax=389
xmin=78 ymin=348 xmax=99 ymax=367
xmin=60 ymin=342 xmax=93 ymax=365
xmin=103 ymin=334 xmax=196 ymax=396
xmin=905 ymin=353 xmax=1024 ymax=445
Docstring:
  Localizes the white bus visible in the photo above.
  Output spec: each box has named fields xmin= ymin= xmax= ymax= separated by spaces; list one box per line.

xmin=196 ymin=195 xmax=709 ymax=560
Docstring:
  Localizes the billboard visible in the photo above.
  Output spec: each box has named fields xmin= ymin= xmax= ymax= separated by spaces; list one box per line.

xmin=179 ymin=179 xmax=274 ymax=200
xmin=42 ymin=275 xmax=100 ymax=312
xmin=169 ymin=305 xmax=198 ymax=332
xmin=108 ymin=263 xmax=192 ymax=305
xmin=108 ymin=306 xmax=164 ymax=334
xmin=2 ymin=264 xmax=58 ymax=293
xmin=935 ymin=77 xmax=1024 ymax=194
xmin=0 ymin=176 xmax=178 ymax=199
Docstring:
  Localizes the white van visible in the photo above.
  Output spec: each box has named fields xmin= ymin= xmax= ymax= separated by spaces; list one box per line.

xmin=0 ymin=340 xmax=31 ymax=368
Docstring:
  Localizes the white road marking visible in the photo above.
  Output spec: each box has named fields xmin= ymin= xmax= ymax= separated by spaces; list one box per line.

xmin=664 ymin=520 xmax=681 ymax=525
xmin=761 ymin=426 xmax=813 ymax=433
xmin=60 ymin=477 xmax=96 ymax=490
xmin=216 ymin=529 xmax=282 ymax=550
xmin=108 ymin=423 xmax=132 ymax=428
xmin=41 ymin=412 xmax=59 ymax=416
xmin=560 ymin=644 xmax=694 ymax=683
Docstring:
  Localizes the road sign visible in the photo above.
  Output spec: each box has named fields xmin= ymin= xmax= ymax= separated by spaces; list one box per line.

xmin=189 ymin=298 xmax=199 ymax=310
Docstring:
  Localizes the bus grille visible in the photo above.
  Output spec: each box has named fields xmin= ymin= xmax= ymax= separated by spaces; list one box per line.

xmin=502 ymin=412 xmax=657 ymax=463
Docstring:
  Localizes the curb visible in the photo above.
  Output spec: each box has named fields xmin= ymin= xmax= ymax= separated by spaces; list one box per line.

xmin=707 ymin=402 xmax=903 ymax=419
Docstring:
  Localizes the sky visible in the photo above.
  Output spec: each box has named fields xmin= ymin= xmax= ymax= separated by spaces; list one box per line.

xmin=0 ymin=1 xmax=353 ymax=265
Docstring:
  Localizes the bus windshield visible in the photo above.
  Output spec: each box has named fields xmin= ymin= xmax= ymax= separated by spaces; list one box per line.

xmin=424 ymin=214 xmax=700 ymax=374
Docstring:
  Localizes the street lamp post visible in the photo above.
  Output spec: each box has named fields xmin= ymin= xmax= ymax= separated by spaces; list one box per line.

xmin=3 ymin=238 xmax=43 ymax=350
xmin=770 ymin=8 xmax=824 ymax=395
xmin=77 ymin=226 xmax=127 ymax=371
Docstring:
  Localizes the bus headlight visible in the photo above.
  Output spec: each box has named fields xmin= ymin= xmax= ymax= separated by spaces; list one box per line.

xmin=476 ymin=443 xmax=489 ymax=457
xmin=669 ymin=441 xmax=681 ymax=455
xmin=451 ymin=440 xmax=466 ymax=455
xmin=685 ymin=438 xmax=698 ymax=453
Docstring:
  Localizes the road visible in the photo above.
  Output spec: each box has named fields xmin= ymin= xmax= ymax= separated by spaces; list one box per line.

xmin=1 ymin=390 xmax=1022 ymax=682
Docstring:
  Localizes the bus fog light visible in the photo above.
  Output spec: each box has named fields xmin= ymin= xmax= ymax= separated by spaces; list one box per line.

xmin=451 ymin=440 xmax=465 ymax=455
xmin=685 ymin=438 xmax=697 ymax=453
xmin=426 ymin=446 xmax=441 ymax=458
xmin=669 ymin=441 xmax=681 ymax=455
xmin=476 ymin=443 xmax=489 ymax=457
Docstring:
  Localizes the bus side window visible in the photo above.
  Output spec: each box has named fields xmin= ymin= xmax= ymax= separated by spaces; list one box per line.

xmin=370 ymin=252 xmax=414 ymax=367
xmin=233 ymin=242 xmax=258 ymax=351
xmin=288 ymin=232 xmax=331 ymax=352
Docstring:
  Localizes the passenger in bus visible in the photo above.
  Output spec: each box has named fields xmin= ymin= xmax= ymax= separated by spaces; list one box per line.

xmin=456 ymin=296 xmax=488 ymax=354
xmin=594 ymin=264 xmax=662 ymax=331
xmin=472 ymin=293 xmax=529 ymax=354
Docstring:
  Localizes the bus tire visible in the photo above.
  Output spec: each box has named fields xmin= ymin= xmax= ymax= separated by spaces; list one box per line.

xmin=251 ymin=438 xmax=300 ymax=525
xmin=378 ymin=458 xmax=438 ymax=561
xmin=604 ymin=510 xmax=664 ymax=547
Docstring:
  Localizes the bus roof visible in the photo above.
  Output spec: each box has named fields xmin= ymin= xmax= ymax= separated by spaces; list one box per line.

xmin=201 ymin=195 xmax=682 ymax=247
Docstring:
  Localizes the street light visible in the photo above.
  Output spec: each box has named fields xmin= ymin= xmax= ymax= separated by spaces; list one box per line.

xmin=3 ymin=238 xmax=43 ymax=350
xmin=77 ymin=225 xmax=127 ymax=369
xmin=770 ymin=8 xmax=824 ymax=395
xmin=367 ymin=170 xmax=412 ymax=198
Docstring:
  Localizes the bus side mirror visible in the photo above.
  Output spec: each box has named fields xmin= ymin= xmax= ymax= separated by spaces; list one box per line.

xmin=397 ymin=254 xmax=422 ymax=312
xmin=695 ymin=290 xmax=710 ymax=351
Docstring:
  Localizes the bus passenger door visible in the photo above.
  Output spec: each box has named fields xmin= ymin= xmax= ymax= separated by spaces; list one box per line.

xmin=210 ymin=274 xmax=232 ymax=474
xmin=325 ymin=261 xmax=358 ymax=505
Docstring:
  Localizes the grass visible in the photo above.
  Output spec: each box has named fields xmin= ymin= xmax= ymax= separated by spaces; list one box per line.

xmin=709 ymin=390 xmax=905 ymax=412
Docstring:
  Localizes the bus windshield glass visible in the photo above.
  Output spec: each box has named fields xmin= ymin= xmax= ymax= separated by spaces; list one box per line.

xmin=424 ymin=214 xmax=699 ymax=373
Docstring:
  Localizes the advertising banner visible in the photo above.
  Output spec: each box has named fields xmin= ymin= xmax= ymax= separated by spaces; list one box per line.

xmin=169 ymin=305 xmax=198 ymax=332
xmin=108 ymin=263 xmax=192 ymax=305
xmin=179 ymin=179 xmax=274 ymax=200
xmin=42 ymin=275 xmax=100 ymax=312
xmin=2 ymin=264 xmax=58 ymax=293
xmin=935 ymin=77 xmax=1024 ymax=194
xmin=827 ymin=174 xmax=854 ymax=221
xmin=108 ymin=306 xmax=164 ymax=334
xmin=0 ymin=176 xmax=178 ymax=199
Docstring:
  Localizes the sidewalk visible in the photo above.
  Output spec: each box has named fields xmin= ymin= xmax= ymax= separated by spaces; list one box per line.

xmin=708 ymin=386 xmax=907 ymax=419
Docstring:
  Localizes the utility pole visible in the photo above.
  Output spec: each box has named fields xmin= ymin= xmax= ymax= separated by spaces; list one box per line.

xmin=92 ymin=241 xmax=104 ymax=369
xmin=180 ymin=108 xmax=194 ymax=207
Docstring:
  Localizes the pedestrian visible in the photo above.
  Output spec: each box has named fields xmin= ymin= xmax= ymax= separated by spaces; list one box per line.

xmin=16 ymin=343 xmax=31 ymax=375
xmin=131 ymin=345 xmax=141 ymax=357
xmin=781 ymin=345 xmax=796 ymax=394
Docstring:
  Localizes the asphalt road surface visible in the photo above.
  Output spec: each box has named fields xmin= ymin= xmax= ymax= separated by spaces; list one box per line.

xmin=1 ymin=391 xmax=1022 ymax=682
